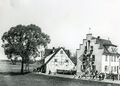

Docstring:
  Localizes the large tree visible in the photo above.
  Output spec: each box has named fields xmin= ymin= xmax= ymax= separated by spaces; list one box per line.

xmin=1 ymin=24 xmax=50 ymax=74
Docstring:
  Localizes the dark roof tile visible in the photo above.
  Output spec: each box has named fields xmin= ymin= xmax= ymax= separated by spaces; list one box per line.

xmin=95 ymin=37 xmax=118 ymax=54
xmin=44 ymin=47 xmax=74 ymax=65
xmin=70 ymin=57 xmax=77 ymax=65
xmin=44 ymin=49 xmax=53 ymax=57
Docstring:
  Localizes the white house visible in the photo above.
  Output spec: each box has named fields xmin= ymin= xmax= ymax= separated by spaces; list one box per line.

xmin=77 ymin=34 xmax=120 ymax=79
xmin=44 ymin=47 xmax=75 ymax=74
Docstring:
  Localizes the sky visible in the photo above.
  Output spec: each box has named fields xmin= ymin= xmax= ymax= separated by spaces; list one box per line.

xmin=0 ymin=0 xmax=120 ymax=59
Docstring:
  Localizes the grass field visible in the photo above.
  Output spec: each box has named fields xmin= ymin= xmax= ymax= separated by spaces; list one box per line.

xmin=1 ymin=73 xmax=120 ymax=86
xmin=0 ymin=60 xmax=120 ymax=86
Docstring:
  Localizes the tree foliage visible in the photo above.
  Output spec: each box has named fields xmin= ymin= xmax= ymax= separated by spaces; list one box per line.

xmin=1 ymin=24 xmax=50 ymax=73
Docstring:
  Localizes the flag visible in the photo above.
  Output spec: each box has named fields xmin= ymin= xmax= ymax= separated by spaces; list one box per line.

xmin=89 ymin=27 xmax=91 ymax=33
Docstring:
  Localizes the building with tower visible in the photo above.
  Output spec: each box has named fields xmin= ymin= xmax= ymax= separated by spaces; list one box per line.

xmin=43 ymin=47 xmax=76 ymax=74
xmin=76 ymin=33 xmax=120 ymax=79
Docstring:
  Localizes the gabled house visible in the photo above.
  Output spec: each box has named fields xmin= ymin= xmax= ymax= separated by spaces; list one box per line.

xmin=44 ymin=47 xmax=75 ymax=74
xmin=77 ymin=34 xmax=120 ymax=79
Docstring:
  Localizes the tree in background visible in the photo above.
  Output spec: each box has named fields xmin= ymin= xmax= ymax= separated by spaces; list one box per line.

xmin=1 ymin=24 xmax=50 ymax=74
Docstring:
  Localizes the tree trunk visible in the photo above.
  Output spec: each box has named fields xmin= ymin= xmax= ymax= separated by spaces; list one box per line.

xmin=21 ymin=58 xmax=24 ymax=74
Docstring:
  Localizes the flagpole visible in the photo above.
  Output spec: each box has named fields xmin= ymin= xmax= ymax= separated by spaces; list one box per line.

xmin=89 ymin=27 xmax=91 ymax=34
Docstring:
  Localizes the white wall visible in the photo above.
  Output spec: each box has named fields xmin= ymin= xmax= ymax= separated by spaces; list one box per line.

xmin=77 ymin=34 xmax=104 ymax=75
xmin=102 ymin=55 xmax=119 ymax=74
xmin=46 ymin=48 xmax=75 ymax=74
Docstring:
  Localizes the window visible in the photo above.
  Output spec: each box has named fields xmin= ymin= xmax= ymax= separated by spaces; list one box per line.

xmin=111 ymin=66 xmax=113 ymax=72
xmin=81 ymin=65 xmax=86 ymax=71
xmin=88 ymin=40 xmax=90 ymax=45
xmin=114 ymin=56 xmax=116 ymax=62
xmin=90 ymin=46 xmax=93 ymax=54
xmin=117 ymin=66 xmax=119 ymax=73
xmin=91 ymin=46 xmax=93 ymax=50
xmin=54 ymin=59 xmax=57 ymax=62
xmin=105 ymin=55 xmax=108 ymax=61
xmin=66 ymin=64 xmax=68 ymax=66
xmin=92 ymin=65 xmax=96 ymax=71
xmin=117 ymin=56 xmax=119 ymax=62
xmin=92 ymin=61 xmax=94 ymax=64
xmin=60 ymin=50 xmax=63 ymax=54
xmin=114 ymin=66 xmax=117 ymax=72
xmin=92 ymin=55 xmax=95 ymax=61
xmin=65 ymin=59 xmax=68 ymax=63
xmin=55 ymin=64 xmax=58 ymax=66
xmin=111 ymin=56 xmax=113 ymax=62
xmin=105 ymin=66 xmax=108 ymax=72
xmin=85 ymin=46 xmax=87 ymax=51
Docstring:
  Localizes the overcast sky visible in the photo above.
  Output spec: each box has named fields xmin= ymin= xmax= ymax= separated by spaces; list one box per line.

xmin=0 ymin=0 xmax=120 ymax=59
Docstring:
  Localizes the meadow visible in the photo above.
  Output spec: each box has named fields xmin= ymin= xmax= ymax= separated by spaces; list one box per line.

xmin=0 ymin=60 xmax=119 ymax=86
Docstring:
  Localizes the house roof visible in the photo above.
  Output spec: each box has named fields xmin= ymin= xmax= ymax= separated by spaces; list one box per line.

xmin=44 ymin=48 xmax=60 ymax=65
xmin=44 ymin=49 xmax=53 ymax=57
xmin=44 ymin=47 xmax=73 ymax=65
xmin=44 ymin=47 xmax=70 ymax=58
xmin=103 ymin=52 xmax=120 ymax=56
xmin=94 ymin=37 xmax=120 ymax=55
xmin=70 ymin=57 xmax=77 ymax=65
xmin=96 ymin=38 xmax=112 ymax=48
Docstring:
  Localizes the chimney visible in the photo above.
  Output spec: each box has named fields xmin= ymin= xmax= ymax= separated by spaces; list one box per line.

xmin=97 ymin=36 xmax=100 ymax=39
xmin=52 ymin=47 xmax=55 ymax=53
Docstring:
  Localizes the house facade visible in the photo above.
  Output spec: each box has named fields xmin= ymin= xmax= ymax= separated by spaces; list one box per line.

xmin=76 ymin=34 xmax=120 ymax=78
xmin=44 ymin=47 xmax=75 ymax=74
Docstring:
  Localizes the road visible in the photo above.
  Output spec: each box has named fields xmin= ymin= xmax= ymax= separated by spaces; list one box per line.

xmin=35 ymin=72 xmax=120 ymax=84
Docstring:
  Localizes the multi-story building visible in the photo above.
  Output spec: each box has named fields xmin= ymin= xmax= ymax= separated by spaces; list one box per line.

xmin=44 ymin=47 xmax=75 ymax=74
xmin=76 ymin=33 xmax=120 ymax=79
